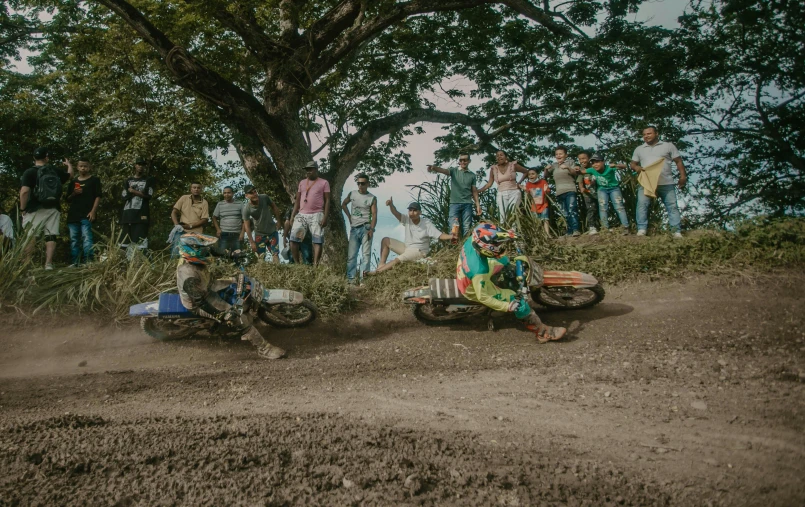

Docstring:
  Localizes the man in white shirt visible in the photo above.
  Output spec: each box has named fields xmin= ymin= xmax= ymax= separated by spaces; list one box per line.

xmin=369 ymin=199 xmax=451 ymax=275
xmin=630 ymin=126 xmax=687 ymax=238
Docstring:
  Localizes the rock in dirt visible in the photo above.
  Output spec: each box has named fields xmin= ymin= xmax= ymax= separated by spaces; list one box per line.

xmin=78 ymin=360 xmax=87 ymax=367
xmin=342 ymin=478 xmax=355 ymax=489
xmin=690 ymin=401 xmax=708 ymax=411
xmin=404 ymin=473 xmax=423 ymax=495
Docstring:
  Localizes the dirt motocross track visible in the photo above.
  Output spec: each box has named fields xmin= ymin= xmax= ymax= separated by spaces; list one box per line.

xmin=1 ymin=275 xmax=804 ymax=506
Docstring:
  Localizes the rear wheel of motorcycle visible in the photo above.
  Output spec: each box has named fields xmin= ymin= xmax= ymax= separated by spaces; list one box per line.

xmin=532 ymin=284 xmax=606 ymax=310
xmin=257 ymin=300 xmax=318 ymax=328
xmin=140 ymin=317 xmax=196 ymax=341
xmin=411 ymin=303 xmax=484 ymax=325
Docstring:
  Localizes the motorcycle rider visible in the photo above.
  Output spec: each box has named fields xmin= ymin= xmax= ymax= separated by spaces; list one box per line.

xmin=176 ymin=233 xmax=286 ymax=360
xmin=457 ymin=223 xmax=567 ymax=343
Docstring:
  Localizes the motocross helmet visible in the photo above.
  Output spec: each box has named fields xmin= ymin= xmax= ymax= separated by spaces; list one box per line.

xmin=179 ymin=233 xmax=218 ymax=265
xmin=471 ymin=222 xmax=518 ymax=258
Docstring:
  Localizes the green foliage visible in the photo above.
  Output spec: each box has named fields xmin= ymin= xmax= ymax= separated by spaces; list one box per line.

xmin=247 ymin=263 xmax=352 ymax=319
xmin=361 ymin=217 xmax=805 ymax=307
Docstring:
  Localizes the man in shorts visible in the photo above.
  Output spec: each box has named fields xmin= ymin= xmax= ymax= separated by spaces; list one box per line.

xmin=370 ymin=199 xmax=451 ymax=275
xmin=290 ymin=161 xmax=330 ymax=266
xmin=242 ymin=184 xmax=282 ymax=263
xmin=19 ymin=147 xmax=74 ymax=269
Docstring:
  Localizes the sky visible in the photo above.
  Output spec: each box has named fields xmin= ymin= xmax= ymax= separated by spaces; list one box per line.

xmin=8 ymin=0 xmax=693 ymax=265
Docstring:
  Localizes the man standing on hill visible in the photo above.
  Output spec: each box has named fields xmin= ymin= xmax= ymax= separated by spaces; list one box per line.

xmin=212 ymin=186 xmax=244 ymax=254
xmin=172 ymin=182 xmax=209 ymax=233
xmin=19 ymin=147 xmax=74 ymax=270
xmin=65 ymin=158 xmax=102 ymax=265
xmin=290 ymin=161 xmax=330 ymax=266
xmin=576 ymin=150 xmax=599 ymax=235
xmin=120 ymin=158 xmax=155 ymax=251
xmin=427 ymin=153 xmax=481 ymax=241
xmin=630 ymin=126 xmax=687 ymax=238
xmin=341 ymin=173 xmax=377 ymax=284
xmin=243 ymin=184 xmax=282 ymax=263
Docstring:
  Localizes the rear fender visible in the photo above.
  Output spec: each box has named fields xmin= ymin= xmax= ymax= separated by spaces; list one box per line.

xmin=403 ymin=286 xmax=431 ymax=303
xmin=262 ymin=289 xmax=305 ymax=305
xmin=542 ymin=270 xmax=599 ymax=288
xmin=129 ymin=301 xmax=159 ymax=317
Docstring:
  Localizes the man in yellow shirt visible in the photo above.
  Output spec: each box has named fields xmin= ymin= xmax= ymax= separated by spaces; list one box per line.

xmin=171 ymin=182 xmax=210 ymax=233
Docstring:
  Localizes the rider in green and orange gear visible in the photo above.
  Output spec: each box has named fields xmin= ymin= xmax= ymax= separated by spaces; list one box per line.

xmin=456 ymin=223 xmax=566 ymax=343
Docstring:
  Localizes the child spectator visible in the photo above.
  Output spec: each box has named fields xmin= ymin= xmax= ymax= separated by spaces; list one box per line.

xmin=587 ymin=154 xmax=630 ymax=234
xmin=521 ymin=168 xmax=551 ymax=237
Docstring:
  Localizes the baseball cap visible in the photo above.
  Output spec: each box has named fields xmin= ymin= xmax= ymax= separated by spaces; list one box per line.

xmin=590 ymin=153 xmax=604 ymax=162
xmin=407 ymin=202 xmax=422 ymax=211
xmin=135 ymin=158 xmax=147 ymax=165
xmin=304 ymin=160 xmax=319 ymax=170
xmin=243 ymin=184 xmax=257 ymax=194
xmin=33 ymin=147 xmax=49 ymax=160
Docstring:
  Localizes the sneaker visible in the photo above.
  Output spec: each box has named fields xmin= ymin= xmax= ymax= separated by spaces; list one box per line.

xmin=256 ymin=344 xmax=286 ymax=360
xmin=673 ymin=232 xmax=683 ymax=239
xmin=587 ymin=227 xmax=598 ymax=236
xmin=621 ymin=227 xmax=630 ymax=235
xmin=636 ymin=230 xmax=647 ymax=236
xmin=571 ymin=231 xmax=581 ymax=237
xmin=44 ymin=263 xmax=55 ymax=271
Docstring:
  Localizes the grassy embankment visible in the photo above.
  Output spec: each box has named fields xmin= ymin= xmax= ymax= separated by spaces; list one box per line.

xmin=0 ymin=217 xmax=802 ymax=321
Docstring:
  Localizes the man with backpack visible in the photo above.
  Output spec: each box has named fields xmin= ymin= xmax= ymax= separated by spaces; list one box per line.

xmin=19 ymin=147 xmax=74 ymax=270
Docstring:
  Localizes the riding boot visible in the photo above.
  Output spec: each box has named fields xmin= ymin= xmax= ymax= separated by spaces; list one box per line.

xmin=242 ymin=326 xmax=286 ymax=359
xmin=520 ymin=310 xmax=567 ymax=344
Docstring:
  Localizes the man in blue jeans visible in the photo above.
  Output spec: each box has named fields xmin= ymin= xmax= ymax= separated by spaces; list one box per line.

xmin=341 ymin=173 xmax=377 ymax=284
xmin=630 ymin=126 xmax=687 ymax=238
xmin=427 ymin=154 xmax=481 ymax=242
xmin=65 ymin=158 xmax=102 ymax=265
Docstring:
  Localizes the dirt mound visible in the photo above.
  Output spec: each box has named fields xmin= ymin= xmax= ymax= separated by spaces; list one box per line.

xmin=1 ymin=412 xmax=672 ymax=505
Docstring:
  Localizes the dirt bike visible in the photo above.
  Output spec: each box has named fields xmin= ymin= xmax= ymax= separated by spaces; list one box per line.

xmin=129 ymin=254 xmax=317 ymax=340
xmin=402 ymin=252 xmax=604 ymax=329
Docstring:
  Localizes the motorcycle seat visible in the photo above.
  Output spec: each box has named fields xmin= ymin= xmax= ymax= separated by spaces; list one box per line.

xmin=429 ymin=278 xmax=470 ymax=304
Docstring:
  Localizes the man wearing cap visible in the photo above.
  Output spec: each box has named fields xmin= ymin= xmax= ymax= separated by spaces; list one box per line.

xmin=120 ymin=158 xmax=155 ymax=250
xmin=19 ymin=147 xmax=74 ymax=270
xmin=211 ymin=186 xmax=244 ymax=254
xmin=370 ymin=198 xmax=452 ymax=275
xmin=242 ymin=184 xmax=282 ymax=263
xmin=427 ymin=154 xmax=482 ymax=240
xmin=290 ymin=161 xmax=330 ymax=266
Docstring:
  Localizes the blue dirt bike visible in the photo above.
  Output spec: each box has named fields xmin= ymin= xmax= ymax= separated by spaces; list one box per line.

xmin=130 ymin=256 xmax=317 ymax=340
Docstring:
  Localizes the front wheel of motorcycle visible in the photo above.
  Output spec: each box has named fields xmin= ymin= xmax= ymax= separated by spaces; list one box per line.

xmin=257 ymin=300 xmax=318 ymax=328
xmin=140 ymin=317 xmax=197 ymax=341
xmin=411 ymin=303 xmax=485 ymax=325
xmin=532 ymin=284 xmax=606 ymax=310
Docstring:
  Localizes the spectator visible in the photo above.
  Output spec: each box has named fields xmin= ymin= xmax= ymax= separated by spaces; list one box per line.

xmin=0 ymin=206 xmax=13 ymax=250
xmin=282 ymin=204 xmax=313 ymax=265
xmin=586 ymin=154 xmax=630 ymax=234
xmin=65 ymin=158 xmax=102 ymax=265
xmin=521 ymin=168 xmax=551 ymax=237
xmin=242 ymin=185 xmax=282 ymax=263
xmin=172 ymin=182 xmax=209 ymax=233
xmin=544 ymin=146 xmax=581 ymax=237
xmin=576 ymin=150 xmax=599 ymax=235
xmin=120 ymin=158 xmax=155 ymax=250
xmin=369 ymin=199 xmax=451 ymax=275
xmin=630 ymin=126 xmax=687 ymax=238
xmin=212 ymin=186 xmax=244 ymax=254
xmin=427 ymin=153 xmax=481 ymax=240
xmin=479 ymin=150 xmax=529 ymax=222
xmin=290 ymin=161 xmax=330 ymax=266
xmin=19 ymin=147 xmax=74 ymax=270
xmin=341 ymin=173 xmax=377 ymax=284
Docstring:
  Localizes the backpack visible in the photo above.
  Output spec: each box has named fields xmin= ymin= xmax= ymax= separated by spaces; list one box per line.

xmin=34 ymin=165 xmax=63 ymax=205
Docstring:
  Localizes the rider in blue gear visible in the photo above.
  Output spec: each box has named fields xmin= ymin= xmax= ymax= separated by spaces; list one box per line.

xmin=177 ymin=233 xmax=286 ymax=360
